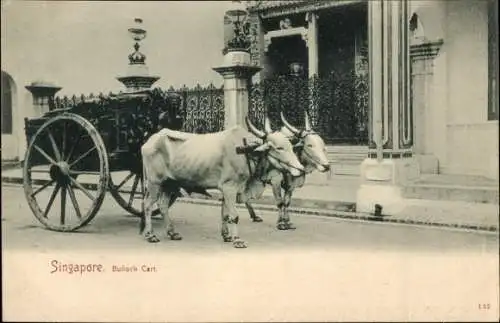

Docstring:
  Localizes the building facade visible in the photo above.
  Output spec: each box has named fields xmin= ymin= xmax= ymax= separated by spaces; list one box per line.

xmin=1 ymin=0 xmax=498 ymax=182
xmin=245 ymin=0 xmax=498 ymax=180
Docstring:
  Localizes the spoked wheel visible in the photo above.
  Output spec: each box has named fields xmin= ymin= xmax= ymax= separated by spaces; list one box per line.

xmin=109 ymin=170 xmax=144 ymax=216
xmin=109 ymin=170 xmax=161 ymax=217
xmin=23 ymin=113 xmax=109 ymax=232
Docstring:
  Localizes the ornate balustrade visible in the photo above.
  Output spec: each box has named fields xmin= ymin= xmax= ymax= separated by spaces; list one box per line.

xmin=50 ymin=72 xmax=368 ymax=145
xmin=249 ymin=71 xmax=369 ymax=145
xmin=51 ymin=83 xmax=225 ymax=135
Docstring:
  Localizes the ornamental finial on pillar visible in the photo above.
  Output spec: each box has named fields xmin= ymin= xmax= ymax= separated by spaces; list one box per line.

xmin=224 ymin=1 xmax=251 ymax=53
xmin=128 ymin=18 xmax=147 ymax=65
xmin=117 ymin=18 xmax=160 ymax=92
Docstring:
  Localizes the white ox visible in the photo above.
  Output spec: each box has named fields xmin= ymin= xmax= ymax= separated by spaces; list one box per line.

xmin=244 ymin=112 xmax=330 ymax=230
xmin=140 ymin=116 xmax=305 ymax=248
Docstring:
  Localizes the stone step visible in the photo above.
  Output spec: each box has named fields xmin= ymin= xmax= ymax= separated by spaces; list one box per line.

xmin=402 ymin=174 xmax=499 ymax=204
xmin=330 ymin=156 xmax=366 ymax=163
xmin=327 ymin=145 xmax=369 ymax=154
xmin=330 ymin=164 xmax=361 ymax=176
xmin=1 ymin=158 xmax=20 ymax=170
xmin=325 ymin=145 xmax=367 ymax=177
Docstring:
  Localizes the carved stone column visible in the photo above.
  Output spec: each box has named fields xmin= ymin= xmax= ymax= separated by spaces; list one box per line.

xmin=25 ymin=81 xmax=62 ymax=115
xmin=356 ymin=0 xmax=419 ymax=215
xmin=213 ymin=51 xmax=261 ymax=128
xmin=248 ymin=11 xmax=266 ymax=82
xmin=410 ymin=39 xmax=444 ymax=174
xmin=306 ymin=12 xmax=319 ymax=128
xmin=306 ymin=12 xmax=319 ymax=77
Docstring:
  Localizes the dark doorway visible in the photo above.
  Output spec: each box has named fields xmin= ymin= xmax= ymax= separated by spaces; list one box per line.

xmin=1 ymin=71 xmax=13 ymax=134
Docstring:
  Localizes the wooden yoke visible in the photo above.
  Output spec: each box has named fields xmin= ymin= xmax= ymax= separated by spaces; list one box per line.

xmin=236 ymin=138 xmax=266 ymax=182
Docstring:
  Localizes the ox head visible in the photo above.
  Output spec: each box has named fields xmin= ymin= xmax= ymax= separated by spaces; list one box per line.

xmin=280 ymin=112 xmax=330 ymax=173
xmin=246 ymin=116 xmax=305 ymax=177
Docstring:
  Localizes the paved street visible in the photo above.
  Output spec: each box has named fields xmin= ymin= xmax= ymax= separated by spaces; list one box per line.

xmin=2 ymin=184 xmax=499 ymax=322
xmin=2 ymin=185 xmax=498 ymax=253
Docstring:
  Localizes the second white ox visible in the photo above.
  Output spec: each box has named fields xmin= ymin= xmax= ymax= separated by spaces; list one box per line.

xmin=244 ymin=112 xmax=330 ymax=230
xmin=140 ymin=116 xmax=305 ymax=248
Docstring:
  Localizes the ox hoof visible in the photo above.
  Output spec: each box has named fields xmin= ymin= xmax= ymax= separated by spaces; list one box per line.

xmin=277 ymin=222 xmax=288 ymax=230
xmin=233 ymin=239 xmax=247 ymax=248
xmin=286 ymin=222 xmax=297 ymax=230
xmin=168 ymin=232 xmax=183 ymax=241
xmin=252 ymin=216 xmax=263 ymax=223
xmin=145 ymin=233 xmax=160 ymax=243
xmin=222 ymin=235 xmax=233 ymax=243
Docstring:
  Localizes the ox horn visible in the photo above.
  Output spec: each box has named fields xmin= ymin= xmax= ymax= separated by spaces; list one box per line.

xmin=264 ymin=115 xmax=273 ymax=134
xmin=245 ymin=116 xmax=266 ymax=139
xmin=280 ymin=111 xmax=301 ymax=136
xmin=304 ymin=111 xmax=312 ymax=131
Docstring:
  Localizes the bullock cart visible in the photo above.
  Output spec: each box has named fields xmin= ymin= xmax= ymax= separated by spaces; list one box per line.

xmin=22 ymin=89 xmax=182 ymax=232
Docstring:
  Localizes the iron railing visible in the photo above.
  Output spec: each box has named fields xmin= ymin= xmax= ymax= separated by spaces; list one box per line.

xmin=249 ymin=72 xmax=368 ymax=145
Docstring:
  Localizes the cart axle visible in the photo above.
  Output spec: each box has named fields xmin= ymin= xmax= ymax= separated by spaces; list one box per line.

xmin=50 ymin=162 xmax=72 ymax=184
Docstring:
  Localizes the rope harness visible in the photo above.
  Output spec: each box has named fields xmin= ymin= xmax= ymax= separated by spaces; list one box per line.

xmin=294 ymin=131 xmax=326 ymax=170
xmin=238 ymin=138 xmax=267 ymax=183
xmin=237 ymin=130 xmax=326 ymax=181
xmin=237 ymin=138 xmax=303 ymax=183
xmin=300 ymin=145 xmax=325 ymax=168
xmin=267 ymin=152 xmax=305 ymax=173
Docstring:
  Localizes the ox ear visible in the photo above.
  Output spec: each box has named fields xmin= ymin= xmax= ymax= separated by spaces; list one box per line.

xmin=253 ymin=142 xmax=272 ymax=152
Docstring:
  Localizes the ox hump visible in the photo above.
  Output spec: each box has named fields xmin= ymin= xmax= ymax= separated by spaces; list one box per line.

xmin=163 ymin=129 xmax=198 ymax=141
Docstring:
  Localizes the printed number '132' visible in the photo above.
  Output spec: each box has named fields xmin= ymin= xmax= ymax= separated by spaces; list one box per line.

xmin=478 ymin=303 xmax=491 ymax=310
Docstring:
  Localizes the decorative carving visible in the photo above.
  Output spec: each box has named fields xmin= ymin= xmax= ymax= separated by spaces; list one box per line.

xmin=301 ymin=29 xmax=308 ymax=47
xmin=410 ymin=39 xmax=444 ymax=61
xmin=128 ymin=43 xmax=146 ymax=65
xmin=263 ymin=26 xmax=309 ymax=52
xmin=289 ymin=62 xmax=304 ymax=77
xmin=264 ymin=37 xmax=273 ymax=52
xmin=248 ymin=72 xmax=369 ymax=145
xmin=247 ymin=13 xmax=262 ymax=67
xmin=226 ymin=19 xmax=252 ymax=51
xmin=117 ymin=18 xmax=160 ymax=91
xmin=305 ymin=12 xmax=319 ymax=23
xmin=127 ymin=18 xmax=147 ymax=65
xmin=250 ymin=0 xmax=361 ymax=19
xmin=279 ymin=18 xmax=292 ymax=29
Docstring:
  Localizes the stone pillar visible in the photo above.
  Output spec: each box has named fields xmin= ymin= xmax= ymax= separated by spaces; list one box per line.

xmin=22 ymin=81 xmax=62 ymax=161
xmin=410 ymin=39 xmax=443 ymax=174
xmin=25 ymin=81 xmax=62 ymax=116
xmin=248 ymin=11 xmax=266 ymax=83
xmin=306 ymin=12 xmax=319 ymax=77
xmin=356 ymin=0 xmax=419 ymax=215
xmin=306 ymin=12 xmax=319 ymax=128
xmin=213 ymin=50 xmax=261 ymax=128
xmin=116 ymin=18 xmax=160 ymax=92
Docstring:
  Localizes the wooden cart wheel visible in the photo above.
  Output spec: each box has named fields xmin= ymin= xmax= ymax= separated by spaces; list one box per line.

xmin=109 ymin=171 xmax=161 ymax=217
xmin=109 ymin=170 xmax=144 ymax=216
xmin=23 ymin=113 xmax=109 ymax=232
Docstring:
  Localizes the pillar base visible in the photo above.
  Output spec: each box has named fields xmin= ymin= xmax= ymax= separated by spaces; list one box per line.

xmin=415 ymin=154 xmax=439 ymax=174
xmin=356 ymin=157 xmax=420 ymax=215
